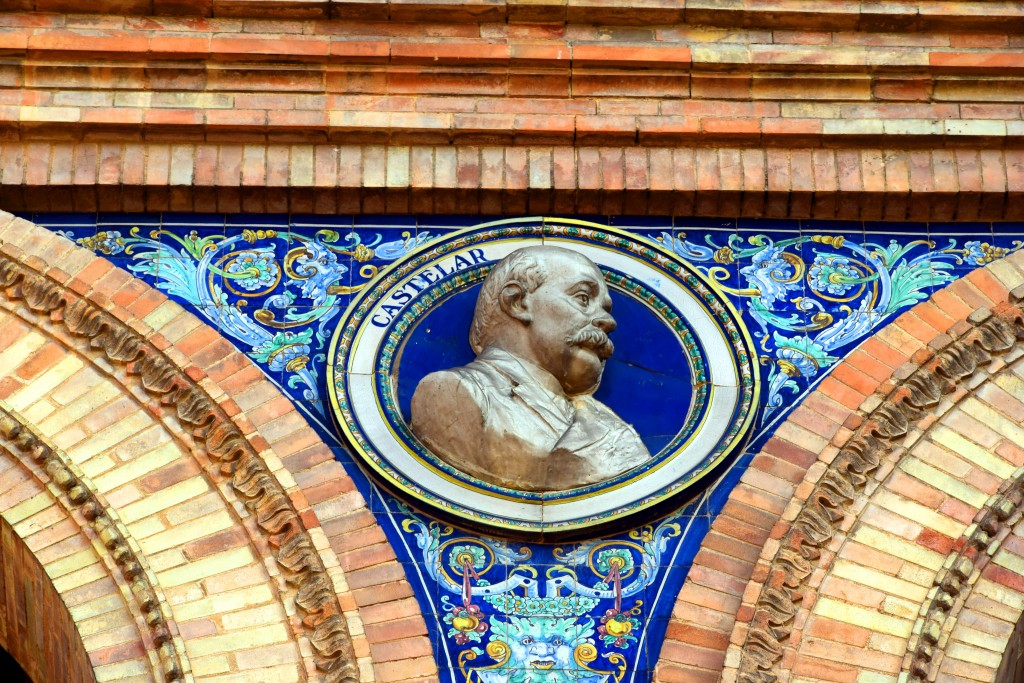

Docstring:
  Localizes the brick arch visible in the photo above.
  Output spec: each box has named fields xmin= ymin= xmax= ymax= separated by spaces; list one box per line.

xmin=0 ymin=212 xmax=436 ymax=683
xmin=657 ymin=249 xmax=1024 ymax=682
xmin=0 ymin=459 xmax=97 ymax=683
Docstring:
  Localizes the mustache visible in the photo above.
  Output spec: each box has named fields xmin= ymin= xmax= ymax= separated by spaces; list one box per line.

xmin=566 ymin=327 xmax=614 ymax=360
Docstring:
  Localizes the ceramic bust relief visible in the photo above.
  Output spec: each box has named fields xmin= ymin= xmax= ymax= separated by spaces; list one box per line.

xmin=410 ymin=245 xmax=651 ymax=492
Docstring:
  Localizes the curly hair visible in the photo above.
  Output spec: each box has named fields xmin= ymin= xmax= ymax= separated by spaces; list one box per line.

xmin=469 ymin=248 xmax=547 ymax=354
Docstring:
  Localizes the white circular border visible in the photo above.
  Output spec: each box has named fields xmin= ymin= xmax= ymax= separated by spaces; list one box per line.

xmin=329 ymin=220 xmax=758 ymax=536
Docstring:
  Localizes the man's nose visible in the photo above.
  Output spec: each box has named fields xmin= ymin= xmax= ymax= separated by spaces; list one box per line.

xmin=530 ymin=642 xmax=554 ymax=656
xmin=593 ymin=312 xmax=616 ymax=333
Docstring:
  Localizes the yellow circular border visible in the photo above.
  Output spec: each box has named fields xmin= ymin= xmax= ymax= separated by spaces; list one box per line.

xmin=327 ymin=217 xmax=761 ymax=537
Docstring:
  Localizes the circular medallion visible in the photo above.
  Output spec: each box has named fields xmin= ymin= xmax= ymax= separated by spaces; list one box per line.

xmin=327 ymin=218 xmax=758 ymax=537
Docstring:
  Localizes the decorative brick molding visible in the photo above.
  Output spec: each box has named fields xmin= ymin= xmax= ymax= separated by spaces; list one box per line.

xmin=2 ymin=7 xmax=1023 ymax=218
xmin=0 ymin=230 xmax=360 ymax=683
xmin=2 ymin=143 xmax=1022 ymax=221
xmin=0 ymin=212 xmax=437 ymax=682
xmin=903 ymin=463 xmax=1024 ymax=681
xmin=938 ymin=531 xmax=1024 ymax=681
xmin=738 ymin=302 xmax=1024 ymax=683
xmin=657 ymin=254 xmax=1024 ymax=682
xmin=6 ymin=0 xmax=1024 ymax=29
xmin=0 ymin=402 xmax=189 ymax=682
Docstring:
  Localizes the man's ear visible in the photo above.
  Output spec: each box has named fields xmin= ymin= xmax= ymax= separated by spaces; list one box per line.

xmin=499 ymin=282 xmax=532 ymax=323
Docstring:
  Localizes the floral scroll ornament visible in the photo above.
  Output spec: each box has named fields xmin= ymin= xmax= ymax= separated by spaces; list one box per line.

xmin=401 ymin=508 xmax=681 ymax=682
xmin=659 ymin=231 xmax=1021 ymax=416
xmin=62 ymin=227 xmax=433 ymax=412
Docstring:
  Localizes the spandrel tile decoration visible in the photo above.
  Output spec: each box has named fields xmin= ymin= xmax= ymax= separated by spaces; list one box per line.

xmin=26 ymin=212 xmax=1022 ymax=682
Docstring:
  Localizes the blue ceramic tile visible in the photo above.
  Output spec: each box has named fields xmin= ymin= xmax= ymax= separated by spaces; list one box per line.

xmin=864 ymin=220 xmax=926 ymax=236
xmin=97 ymin=212 xmax=160 ymax=227
xmin=160 ymin=212 xmax=226 ymax=228
xmin=45 ymin=212 xmax=1015 ymax=683
xmin=224 ymin=213 xmax=289 ymax=228
xmin=608 ymin=215 xmax=673 ymax=228
xmin=674 ymin=216 xmax=736 ymax=230
xmin=290 ymin=214 xmax=355 ymax=230
xmin=352 ymin=213 xmax=418 ymax=228
xmin=928 ymin=221 xmax=992 ymax=236
xmin=32 ymin=212 xmax=97 ymax=229
xmin=738 ymin=217 xmax=800 ymax=233
xmin=803 ymin=218 xmax=862 ymax=233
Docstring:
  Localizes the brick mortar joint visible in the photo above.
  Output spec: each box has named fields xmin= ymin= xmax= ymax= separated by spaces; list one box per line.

xmin=733 ymin=285 xmax=1024 ymax=683
xmin=0 ymin=401 xmax=190 ymax=683
xmin=0 ymin=242 xmax=362 ymax=683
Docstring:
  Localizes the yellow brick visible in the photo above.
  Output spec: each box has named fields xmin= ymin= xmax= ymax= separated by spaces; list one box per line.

xmin=871 ymin=489 xmax=964 ymax=540
xmin=14 ymin=503 xmax=67 ymax=541
xmin=897 ymin=563 xmax=934 ymax=588
xmin=125 ymin=515 xmax=166 ymax=540
xmin=38 ymin=382 xmax=120 ymax=434
xmin=68 ymin=593 xmax=126 ymax=622
xmin=206 ymin=664 xmax=303 ymax=683
xmin=995 ymin=371 xmax=1024 ymax=403
xmin=82 ymin=623 xmax=143 ymax=652
xmin=165 ymin=583 xmax=205 ymax=608
xmin=19 ymin=105 xmax=80 ymax=123
xmin=953 ymin=624 xmax=1008 ymax=653
xmin=149 ymin=547 xmax=187 ymax=573
xmin=93 ymin=658 xmax=153 ymax=682
xmin=185 ymin=624 xmax=292 ymax=659
xmin=3 ymin=492 xmax=53 ymax=525
xmin=119 ymin=477 xmax=209 ymax=524
xmin=857 ymin=671 xmax=898 ymax=683
xmin=976 ymin=579 xmax=1024 ymax=611
xmin=50 ymin=367 xmax=103 ymax=406
xmin=78 ymin=453 xmax=117 ymax=479
xmin=994 ymin=548 xmax=1024 ymax=575
xmin=73 ymin=411 xmax=153 ymax=461
xmin=141 ymin=509 xmax=234 ymax=556
xmin=0 ymin=331 xmax=46 ymax=377
xmin=190 ymin=654 xmax=232 ymax=677
xmin=92 ymin=440 xmax=182 ymax=492
xmin=221 ymin=603 xmax=288 ymax=631
xmin=45 ymin=547 xmax=100 ymax=580
xmin=814 ymin=597 xmax=913 ymax=638
xmin=165 ymin=492 xmax=222 ymax=525
xmin=930 ymin=424 xmax=1016 ymax=479
xmin=143 ymin=300 xmax=184 ymax=332
xmin=158 ymin=547 xmax=256 ymax=588
xmin=899 ymin=457 xmax=988 ymax=507
xmin=173 ymin=584 xmax=275 ymax=623
xmin=9 ymin=355 xmax=85 ymax=410
xmin=960 ymin=398 xmax=1024 ymax=454
xmin=868 ymin=631 xmax=907 ymax=656
xmin=20 ymin=399 xmax=55 ymax=424
xmin=832 ymin=560 xmax=930 ymax=602
xmin=945 ymin=641 xmax=1002 ymax=668
xmin=52 ymin=562 xmax=110 ymax=593
xmin=77 ymin=610 xmax=136 ymax=638
xmin=986 ymin=258 xmax=1024 ymax=291
xmin=880 ymin=595 xmax=919 ymax=620
xmin=235 ymin=642 xmax=302 ymax=670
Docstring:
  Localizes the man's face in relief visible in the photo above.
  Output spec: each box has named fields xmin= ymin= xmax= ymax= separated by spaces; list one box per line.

xmin=523 ymin=251 xmax=616 ymax=396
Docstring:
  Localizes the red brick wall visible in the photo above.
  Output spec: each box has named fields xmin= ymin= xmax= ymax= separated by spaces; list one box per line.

xmin=0 ymin=516 xmax=95 ymax=683
xmin=0 ymin=3 xmax=1021 ymax=217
